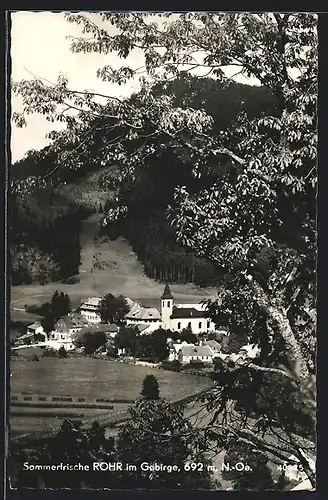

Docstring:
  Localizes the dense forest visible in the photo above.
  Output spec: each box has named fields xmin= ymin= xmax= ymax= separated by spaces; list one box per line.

xmin=12 ymin=78 xmax=278 ymax=287
xmin=11 ymin=184 xmax=92 ymax=285
xmin=99 ymin=78 xmax=278 ymax=286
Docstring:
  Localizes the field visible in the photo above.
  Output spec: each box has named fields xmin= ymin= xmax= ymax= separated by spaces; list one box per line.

xmin=10 ymin=357 xmax=212 ymax=437
xmin=11 ymin=357 xmax=211 ymax=400
xmin=11 ymin=213 xmax=217 ymax=315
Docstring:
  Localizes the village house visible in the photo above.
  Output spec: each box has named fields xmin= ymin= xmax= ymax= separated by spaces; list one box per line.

xmin=125 ymin=303 xmax=162 ymax=328
xmin=204 ymin=339 xmax=222 ymax=353
xmin=14 ymin=321 xmax=47 ymax=345
xmin=76 ymin=323 xmax=120 ymax=341
xmin=26 ymin=321 xmax=45 ymax=338
xmin=177 ymin=344 xmax=215 ymax=365
xmin=23 ymin=321 xmax=47 ymax=341
xmin=79 ymin=297 xmax=102 ymax=324
xmin=168 ymin=341 xmax=193 ymax=361
xmin=48 ymin=313 xmax=89 ymax=350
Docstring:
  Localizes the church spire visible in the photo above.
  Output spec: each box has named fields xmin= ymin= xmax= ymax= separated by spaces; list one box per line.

xmin=161 ymin=284 xmax=173 ymax=299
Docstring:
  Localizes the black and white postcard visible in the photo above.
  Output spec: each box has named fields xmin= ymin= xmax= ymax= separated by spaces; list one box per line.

xmin=7 ymin=11 xmax=317 ymax=491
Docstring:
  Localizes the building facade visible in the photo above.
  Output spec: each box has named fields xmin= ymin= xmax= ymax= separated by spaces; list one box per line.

xmin=49 ymin=314 xmax=88 ymax=350
xmin=177 ymin=344 xmax=215 ymax=365
xmin=79 ymin=297 xmax=102 ymax=324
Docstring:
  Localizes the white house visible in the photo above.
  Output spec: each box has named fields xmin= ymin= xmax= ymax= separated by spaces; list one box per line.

xmin=168 ymin=341 xmax=193 ymax=361
xmin=125 ymin=303 xmax=162 ymax=328
xmin=79 ymin=297 xmax=102 ymax=324
xmin=177 ymin=344 xmax=215 ymax=365
xmin=48 ymin=314 xmax=89 ymax=350
xmin=75 ymin=323 xmax=120 ymax=341
xmin=15 ymin=321 xmax=47 ymax=345
xmin=26 ymin=321 xmax=46 ymax=338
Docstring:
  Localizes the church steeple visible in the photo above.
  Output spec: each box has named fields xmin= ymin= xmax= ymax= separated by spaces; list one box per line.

xmin=161 ymin=284 xmax=173 ymax=299
xmin=160 ymin=284 xmax=174 ymax=330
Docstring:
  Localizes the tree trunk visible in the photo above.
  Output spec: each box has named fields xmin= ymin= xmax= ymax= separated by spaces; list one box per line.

xmin=253 ymin=281 xmax=310 ymax=380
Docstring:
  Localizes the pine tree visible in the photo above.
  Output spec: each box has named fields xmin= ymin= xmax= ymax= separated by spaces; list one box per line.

xmin=140 ymin=374 xmax=160 ymax=400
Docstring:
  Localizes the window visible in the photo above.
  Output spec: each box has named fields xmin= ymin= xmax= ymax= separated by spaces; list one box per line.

xmin=167 ymin=301 xmax=170 ymax=307
xmin=178 ymin=322 xmax=181 ymax=329
xmin=207 ymin=321 xmax=210 ymax=329
xmin=188 ymin=322 xmax=191 ymax=328
xmin=61 ymin=335 xmax=65 ymax=340
xmin=198 ymin=322 xmax=202 ymax=329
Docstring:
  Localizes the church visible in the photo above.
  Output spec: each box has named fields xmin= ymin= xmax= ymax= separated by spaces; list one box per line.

xmin=125 ymin=284 xmax=216 ymax=334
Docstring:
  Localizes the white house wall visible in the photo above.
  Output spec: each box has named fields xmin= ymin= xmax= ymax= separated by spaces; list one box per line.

xmin=169 ymin=317 xmax=216 ymax=333
xmin=46 ymin=340 xmax=75 ymax=351
xmin=80 ymin=310 xmax=101 ymax=324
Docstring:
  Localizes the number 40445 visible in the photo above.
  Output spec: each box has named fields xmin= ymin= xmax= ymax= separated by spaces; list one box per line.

xmin=278 ymin=463 xmax=304 ymax=472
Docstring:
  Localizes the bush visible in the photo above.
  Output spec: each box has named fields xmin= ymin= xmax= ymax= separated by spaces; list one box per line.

xmin=25 ymin=304 xmax=40 ymax=314
xmin=182 ymin=360 xmax=205 ymax=370
xmin=58 ymin=346 xmax=68 ymax=358
xmin=61 ymin=276 xmax=80 ymax=284
xmin=161 ymin=360 xmax=182 ymax=372
xmin=42 ymin=347 xmax=58 ymax=357
xmin=29 ymin=354 xmax=39 ymax=362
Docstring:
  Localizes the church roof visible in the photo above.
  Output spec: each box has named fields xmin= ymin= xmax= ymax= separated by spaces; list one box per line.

xmin=170 ymin=307 xmax=207 ymax=319
xmin=125 ymin=306 xmax=161 ymax=321
xmin=161 ymin=284 xmax=173 ymax=299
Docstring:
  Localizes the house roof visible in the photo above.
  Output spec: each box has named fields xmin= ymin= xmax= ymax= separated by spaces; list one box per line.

xmin=125 ymin=306 xmax=161 ymax=321
xmin=74 ymin=323 xmax=119 ymax=336
xmin=135 ymin=323 xmax=152 ymax=333
xmin=214 ymin=353 xmax=230 ymax=361
xmin=55 ymin=314 xmax=88 ymax=330
xmin=27 ymin=321 xmax=42 ymax=330
xmin=80 ymin=297 xmax=102 ymax=308
xmin=161 ymin=284 xmax=173 ymax=299
xmin=178 ymin=345 xmax=214 ymax=357
xmin=171 ymin=341 xmax=192 ymax=353
xmin=170 ymin=307 xmax=207 ymax=319
xmin=204 ymin=340 xmax=221 ymax=352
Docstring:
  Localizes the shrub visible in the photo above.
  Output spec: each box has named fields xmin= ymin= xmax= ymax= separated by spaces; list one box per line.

xmin=61 ymin=276 xmax=80 ymax=284
xmin=161 ymin=360 xmax=182 ymax=372
xmin=29 ymin=354 xmax=39 ymax=362
xmin=58 ymin=346 xmax=68 ymax=358
xmin=182 ymin=360 xmax=205 ymax=370
xmin=42 ymin=347 xmax=58 ymax=357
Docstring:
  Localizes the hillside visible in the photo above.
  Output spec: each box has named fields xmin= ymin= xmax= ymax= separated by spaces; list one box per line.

xmin=11 ymin=211 xmax=217 ymax=318
xmin=11 ymin=77 xmax=278 ymax=288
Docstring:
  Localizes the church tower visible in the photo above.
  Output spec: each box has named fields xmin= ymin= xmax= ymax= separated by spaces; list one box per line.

xmin=160 ymin=284 xmax=174 ymax=330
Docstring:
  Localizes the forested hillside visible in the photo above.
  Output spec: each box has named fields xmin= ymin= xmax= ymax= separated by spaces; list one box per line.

xmin=11 ymin=185 xmax=90 ymax=285
xmin=12 ymin=78 xmax=277 ymax=287
xmin=100 ymin=78 xmax=278 ymax=286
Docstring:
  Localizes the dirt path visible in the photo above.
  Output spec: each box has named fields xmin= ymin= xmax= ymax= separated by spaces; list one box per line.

xmin=11 ymin=213 xmax=217 ymax=312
